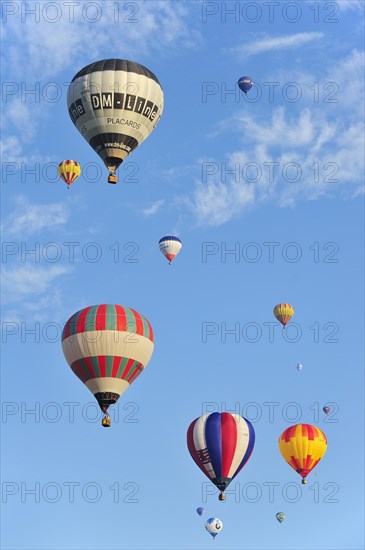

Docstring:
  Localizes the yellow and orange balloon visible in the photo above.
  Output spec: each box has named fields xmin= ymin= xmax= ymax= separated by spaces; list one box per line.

xmin=58 ymin=160 xmax=81 ymax=189
xmin=273 ymin=303 xmax=294 ymax=327
xmin=278 ymin=424 xmax=327 ymax=484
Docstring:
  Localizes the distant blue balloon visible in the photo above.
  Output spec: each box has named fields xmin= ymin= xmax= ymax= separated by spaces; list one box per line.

xmin=238 ymin=76 xmax=253 ymax=94
xmin=196 ymin=507 xmax=204 ymax=516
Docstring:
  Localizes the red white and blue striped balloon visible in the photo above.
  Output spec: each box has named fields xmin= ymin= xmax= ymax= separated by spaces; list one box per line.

xmin=158 ymin=236 xmax=182 ymax=264
xmin=187 ymin=412 xmax=255 ymax=500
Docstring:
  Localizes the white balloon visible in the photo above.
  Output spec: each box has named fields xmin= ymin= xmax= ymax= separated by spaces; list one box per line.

xmin=205 ymin=518 xmax=223 ymax=538
xmin=67 ymin=59 xmax=164 ymax=183
xmin=158 ymin=236 xmax=182 ymax=265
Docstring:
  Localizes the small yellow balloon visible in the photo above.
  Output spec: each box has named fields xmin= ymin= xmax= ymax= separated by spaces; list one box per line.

xmin=273 ymin=303 xmax=294 ymax=327
xmin=58 ymin=160 xmax=81 ymax=189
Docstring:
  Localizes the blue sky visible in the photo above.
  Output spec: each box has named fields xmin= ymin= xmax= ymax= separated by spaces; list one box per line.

xmin=1 ymin=1 xmax=364 ymax=549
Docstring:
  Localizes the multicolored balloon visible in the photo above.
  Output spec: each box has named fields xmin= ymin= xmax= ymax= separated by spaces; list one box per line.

xmin=273 ymin=303 xmax=294 ymax=328
xmin=67 ymin=59 xmax=164 ymax=184
xmin=62 ymin=304 xmax=154 ymax=426
xmin=323 ymin=406 xmax=331 ymax=414
xmin=238 ymin=76 xmax=253 ymax=94
xmin=296 ymin=363 xmax=303 ymax=371
xmin=158 ymin=236 xmax=182 ymax=265
xmin=276 ymin=512 xmax=285 ymax=523
xmin=278 ymin=424 xmax=327 ymax=484
xmin=196 ymin=507 xmax=204 ymax=516
xmin=205 ymin=518 xmax=223 ymax=539
xmin=58 ymin=160 xmax=81 ymax=189
xmin=187 ymin=412 xmax=255 ymax=501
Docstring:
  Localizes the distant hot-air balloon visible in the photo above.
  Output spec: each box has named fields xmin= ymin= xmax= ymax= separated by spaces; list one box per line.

xmin=238 ymin=76 xmax=253 ymax=94
xmin=196 ymin=507 xmax=204 ymax=516
xmin=276 ymin=512 xmax=285 ymax=523
xmin=158 ymin=236 xmax=182 ymax=265
xmin=296 ymin=363 xmax=303 ymax=371
xmin=278 ymin=424 xmax=327 ymax=484
xmin=273 ymin=303 xmax=294 ymax=328
xmin=205 ymin=518 xmax=223 ymax=539
xmin=67 ymin=59 xmax=164 ymax=184
xmin=323 ymin=406 xmax=331 ymax=415
xmin=62 ymin=304 xmax=154 ymax=427
xmin=58 ymin=160 xmax=81 ymax=189
xmin=187 ymin=412 xmax=255 ymax=501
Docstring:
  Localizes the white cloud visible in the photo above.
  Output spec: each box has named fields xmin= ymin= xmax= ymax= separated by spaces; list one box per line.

xmin=263 ymin=49 xmax=364 ymax=118
xmin=1 ymin=266 xmax=71 ymax=323
xmin=187 ymin=48 xmax=364 ymax=226
xmin=2 ymin=264 xmax=69 ymax=298
xmin=335 ymin=0 xmax=365 ymax=12
xmin=0 ymin=135 xmax=57 ymax=165
xmin=238 ymin=107 xmax=317 ymax=147
xmin=2 ymin=195 xmax=69 ymax=237
xmin=6 ymin=99 xmax=37 ymax=141
xmin=20 ymin=288 xmax=65 ymax=320
xmin=161 ymin=164 xmax=198 ymax=180
xmin=141 ymin=199 xmax=165 ymax=216
xmin=87 ymin=225 xmax=103 ymax=235
xmin=1 ymin=1 xmax=200 ymax=82
xmin=5 ymin=288 xmax=64 ymax=321
xmin=0 ymin=136 xmax=24 ymax=163
xmin=277 ymin=125 xmax=364 ymax=205
xmin=190 ymin=178 xmax=256 ymax=227
xmin=1 ymin=2 xmax=201 ymax=173
xmin=190 ymin=109 xmax=364 ymax=225
xmin=327 ymin=49 xmax=365 ymax=115
xmin=230 ymin=32 xmax=324 ymax=59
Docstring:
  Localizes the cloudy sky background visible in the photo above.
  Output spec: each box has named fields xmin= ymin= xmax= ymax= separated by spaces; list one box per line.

xmin=1 ymin=1 xmax=364 ymax=549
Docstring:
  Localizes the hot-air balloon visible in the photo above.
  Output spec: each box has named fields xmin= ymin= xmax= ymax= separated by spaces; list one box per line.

xmin=278 ymin=424 xmax=327 ymax=484
xmin=67 ymin=59 xmax=164 ymax=184
xmin=296 ymin=363 xmax=303 ymax=372
xmin=61 ymin=304 xmax=154 ymax=427
xmin=276 ymin=512 xmax=285 ymax=523
xmin=238 ymin=76 xmax=253 ymax=94
xmin=205 ymin=518 xmax=223 ymax=539
xmin=273 ymin=303 xmax=294 ymax=328
xmin=187 ymin=412 xmax=255 ymax=501
xmin=196 ymin=507 xmax=204 ymax=516
xmin=158 ymin=236 xmax=182 ymax=265
xmin=58 ymin=160 xmax=81 ymax=189
xmin=323 ymin=406 xmax=331 ymax=415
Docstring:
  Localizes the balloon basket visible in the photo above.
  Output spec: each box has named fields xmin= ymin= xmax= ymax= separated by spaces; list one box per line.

xmin=102 ymin=415 xmax=111 ymax=428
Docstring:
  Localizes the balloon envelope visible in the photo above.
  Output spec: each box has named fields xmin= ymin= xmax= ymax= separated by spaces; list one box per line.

xmin=238 ymin=76 xmax=253 ymax=94
xmin=58 ymin=160 xmax=81 ymax=188
xmin=159 ymin=236 xmax=182 ymax=264
xmin=323 ymin=406 xmax=331 ymax=414
xmin=296 ymin=363 xmax=303 ymax=371
xmin=62 ymin=304 xmax=154 ymax=415
xmin=205 ymin=518 xmax=223 ymax=538
xmin=276 ymin=512 xmax=285 ymax=523
xmin=278 ymin=424 xmax=327 ymax=483
xmin=274 ymin=303 xmax=294 ymax=327
xmin=187 ymin=412 xmax=255 ymax=500
xmin=196 ymin=507 xmax=204 ymax=516
xmin=67 ymin=59 xmax=164 ymax=183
